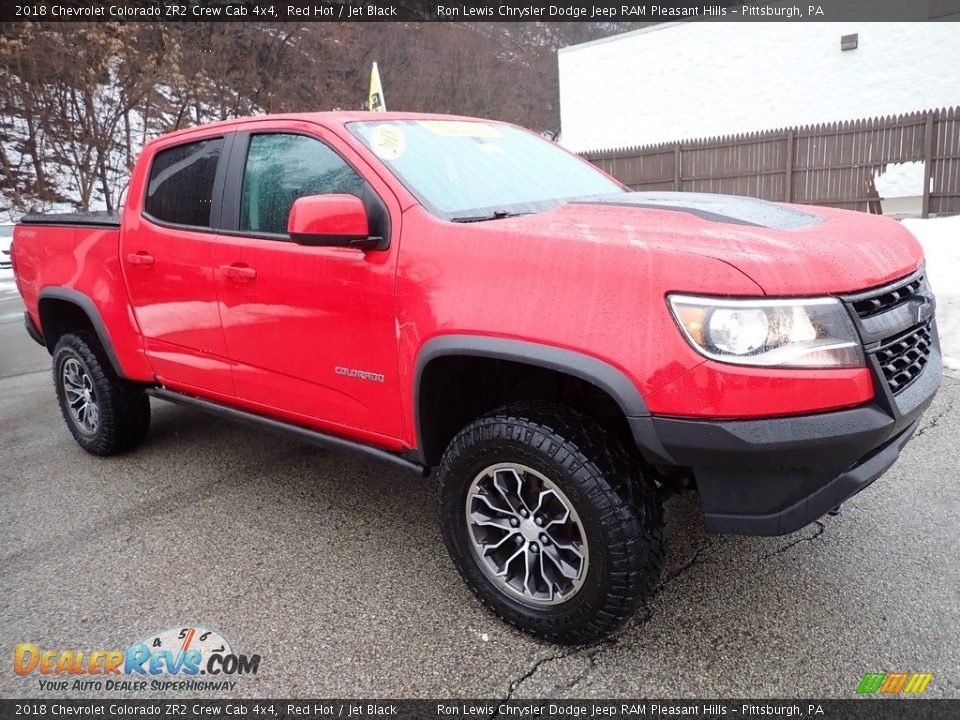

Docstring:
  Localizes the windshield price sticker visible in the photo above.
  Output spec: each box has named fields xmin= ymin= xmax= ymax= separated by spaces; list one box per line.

xmin=419 ymin=121 xmax=502 ymax=139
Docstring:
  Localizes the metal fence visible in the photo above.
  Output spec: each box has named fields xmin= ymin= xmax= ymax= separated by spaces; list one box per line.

xmin=582 ymin=107 xmax=960 ymax=217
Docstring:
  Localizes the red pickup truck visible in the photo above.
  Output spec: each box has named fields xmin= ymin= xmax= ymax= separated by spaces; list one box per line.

xmin=11 ymin=113 xmax=941 ymax=643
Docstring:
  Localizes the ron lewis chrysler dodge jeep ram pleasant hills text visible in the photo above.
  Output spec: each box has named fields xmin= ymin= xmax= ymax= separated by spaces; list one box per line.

xmin=11 ymin=113 xmax=941 ymax=643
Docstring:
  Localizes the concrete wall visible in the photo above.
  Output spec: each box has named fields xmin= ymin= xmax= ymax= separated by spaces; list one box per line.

xmin=558 ymin=22 xmax=960 ymax=153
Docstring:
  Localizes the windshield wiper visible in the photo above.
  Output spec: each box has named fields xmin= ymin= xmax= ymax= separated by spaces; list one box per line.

xmin=450 ymin=210 xmax=524 ymax=223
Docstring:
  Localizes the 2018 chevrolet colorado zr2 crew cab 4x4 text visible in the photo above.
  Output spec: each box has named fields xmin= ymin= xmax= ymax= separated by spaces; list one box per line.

xmin=11 ymin=113 xmax=941 ymax=643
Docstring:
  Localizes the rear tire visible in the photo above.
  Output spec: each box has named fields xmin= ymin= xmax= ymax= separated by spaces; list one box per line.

xmin=437 ymin=403 xmax=663 ymax=644
xmin=52 ymin=332 xmax=150 ymax=455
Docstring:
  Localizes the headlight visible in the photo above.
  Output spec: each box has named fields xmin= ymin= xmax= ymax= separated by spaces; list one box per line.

xmin=667 ymin=294 xmax=864 ymax=368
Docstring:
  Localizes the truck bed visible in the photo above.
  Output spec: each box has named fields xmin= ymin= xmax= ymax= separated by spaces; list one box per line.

xmin=20 ymin=212 xmax=120 ymax=228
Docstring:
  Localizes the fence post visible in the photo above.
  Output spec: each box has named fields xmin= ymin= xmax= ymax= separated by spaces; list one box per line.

xmin=784 ymin=130 xmax=795 ymax=203
xmin=922 ymin=113 xmax=934 ymax=218
xmin=674 ymin=144 xmax=681 ymax=191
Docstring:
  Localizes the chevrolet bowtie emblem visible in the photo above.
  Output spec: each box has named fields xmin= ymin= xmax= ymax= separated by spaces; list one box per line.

xmin=915 ymin=297 xmax=935 ymax=324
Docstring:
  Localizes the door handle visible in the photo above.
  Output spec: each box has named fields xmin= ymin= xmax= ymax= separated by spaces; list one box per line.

xmin=127 ymin=252 xmax=154 ymax=266
xmin=221 ymin=264 xmax=257 ymax=281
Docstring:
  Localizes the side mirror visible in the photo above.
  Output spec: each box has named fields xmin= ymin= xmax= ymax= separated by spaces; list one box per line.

xmin=287 ymin=194 xmax=385 ymax=250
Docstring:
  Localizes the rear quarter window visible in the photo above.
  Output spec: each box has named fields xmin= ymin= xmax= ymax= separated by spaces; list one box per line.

xmin=145 ymin=138 xmax=224 ymax=228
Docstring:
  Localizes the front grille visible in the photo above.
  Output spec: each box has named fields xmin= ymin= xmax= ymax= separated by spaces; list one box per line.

xmin=874 ymin=322 xmax=932 ymax=394
xmin=851 ymin=276 xmax=923 ymax=319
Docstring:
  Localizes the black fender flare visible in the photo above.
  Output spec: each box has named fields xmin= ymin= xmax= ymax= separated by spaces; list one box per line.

xmin=38 ymin=287 xmax=127 ymax=378
xmin=413 ymin=335 xmax=654 ymax=465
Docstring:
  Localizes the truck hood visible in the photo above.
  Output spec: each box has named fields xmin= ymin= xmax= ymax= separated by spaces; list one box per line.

xmin=496 ymin=193 xmax=923 ymax=295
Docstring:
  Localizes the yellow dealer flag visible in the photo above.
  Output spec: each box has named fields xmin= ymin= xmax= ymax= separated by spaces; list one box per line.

xmin=368 ymin=62 xmax=386 ymax=112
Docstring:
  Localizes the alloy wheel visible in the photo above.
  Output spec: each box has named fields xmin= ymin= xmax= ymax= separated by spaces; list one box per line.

xmin=465 ymin=463 xmax=589 ymax=605
xmin=61 ymin=358 xmax=100 ymax=435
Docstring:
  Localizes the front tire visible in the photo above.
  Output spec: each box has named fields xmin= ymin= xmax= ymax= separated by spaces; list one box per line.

xmin=437 ymin=404 xmax=663 ymax=644
xmin=52 ymin=332 xmax=151 ymax=455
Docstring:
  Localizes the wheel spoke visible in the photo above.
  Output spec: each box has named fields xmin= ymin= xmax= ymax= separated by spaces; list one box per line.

xmin=541 ymin=543 xmax=583 ymax=580
xmin=523 ymin=547 xmax=539 ymax=597
xmin=470 ymin=511 xmax=514 ymax=531
xmin=494 ymin=545 xmax=526 ymax=578
xmin=544 ymin=506 xmax=570 ymax=529
xmin=530 ymin=488 xmax=556 ymax=517
xmin=482 ymin=531 xmax=520 ymax=555
xmin=473 ymin=491 xmax=514 ymax=518
xmin=85 ymin=402 xmax=99 ymax=430
xmin=469 ymin=491 xmax=517 ymax=531
xmin=542 ymin=530 xmax=585 ymax=560
xmin=538 ymin=552 xmax=555 ymax=602
xmin=492 ymin=468 xmax=530 ymax=514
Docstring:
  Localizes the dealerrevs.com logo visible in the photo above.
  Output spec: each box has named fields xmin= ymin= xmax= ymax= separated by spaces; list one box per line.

xmin=14 ymin=626 xmax=261 ymax=693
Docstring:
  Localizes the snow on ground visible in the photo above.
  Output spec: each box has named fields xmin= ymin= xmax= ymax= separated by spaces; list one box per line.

xmin=902 ymin=215 xmax=960 ymax=374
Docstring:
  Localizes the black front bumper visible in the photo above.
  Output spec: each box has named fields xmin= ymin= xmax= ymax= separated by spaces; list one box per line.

xmin=630 ymin=323 xmax=942 ymax=536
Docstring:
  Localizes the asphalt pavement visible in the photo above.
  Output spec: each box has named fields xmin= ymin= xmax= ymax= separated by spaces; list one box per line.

xmin=1 ymin=281 xmax=958 ymax=699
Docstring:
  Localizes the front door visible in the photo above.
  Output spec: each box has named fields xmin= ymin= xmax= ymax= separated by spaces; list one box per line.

xmin=211 ymin=128 xmax=402 ymax=442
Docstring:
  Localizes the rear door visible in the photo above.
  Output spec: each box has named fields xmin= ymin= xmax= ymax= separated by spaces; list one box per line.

xmin=210 ymin=122 xmax=403 ymax=442
xmin=122 ymin=134 xmax=235 ymax=397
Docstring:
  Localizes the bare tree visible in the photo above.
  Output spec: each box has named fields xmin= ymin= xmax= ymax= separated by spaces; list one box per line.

xmin=1 ymin=20 xmax=633 ymax=216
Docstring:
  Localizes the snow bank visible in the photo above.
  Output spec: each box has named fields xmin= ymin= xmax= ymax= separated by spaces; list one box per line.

xmin=901 ymin=215 xmax=960 ymax=373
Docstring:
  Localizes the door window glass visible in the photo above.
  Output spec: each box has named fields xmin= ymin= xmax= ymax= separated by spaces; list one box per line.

xmin=145 ymin=138 xmax=224 ymax=228
xmin=240 ymin=134 xmax=365 ymax=235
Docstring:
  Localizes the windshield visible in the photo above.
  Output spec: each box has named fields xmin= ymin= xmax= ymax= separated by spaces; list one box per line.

xmin=348 ymin=120 xmax=624 ymax=220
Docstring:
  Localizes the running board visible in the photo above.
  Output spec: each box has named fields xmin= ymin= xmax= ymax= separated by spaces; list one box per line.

xmin=145 ymin=387 xmax=429 ymax=477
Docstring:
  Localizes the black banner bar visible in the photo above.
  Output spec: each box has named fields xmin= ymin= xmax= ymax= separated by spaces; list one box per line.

xmin=1 ymin=700 xmax=959 ymax=720
xmin=2 ymin=0 xmax=958 ymax=24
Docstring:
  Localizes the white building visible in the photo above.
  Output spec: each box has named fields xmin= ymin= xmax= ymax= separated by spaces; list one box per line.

xmin=558 ymin=22 xmax=960 ymax=153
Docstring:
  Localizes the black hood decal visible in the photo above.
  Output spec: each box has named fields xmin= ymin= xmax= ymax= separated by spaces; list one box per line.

xmin=573 ymin=192 xmax=825 ymax=230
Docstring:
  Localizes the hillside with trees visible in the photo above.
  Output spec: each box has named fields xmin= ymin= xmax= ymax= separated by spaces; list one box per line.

xmin=0 ymin=21 xmax=637 ymax=220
